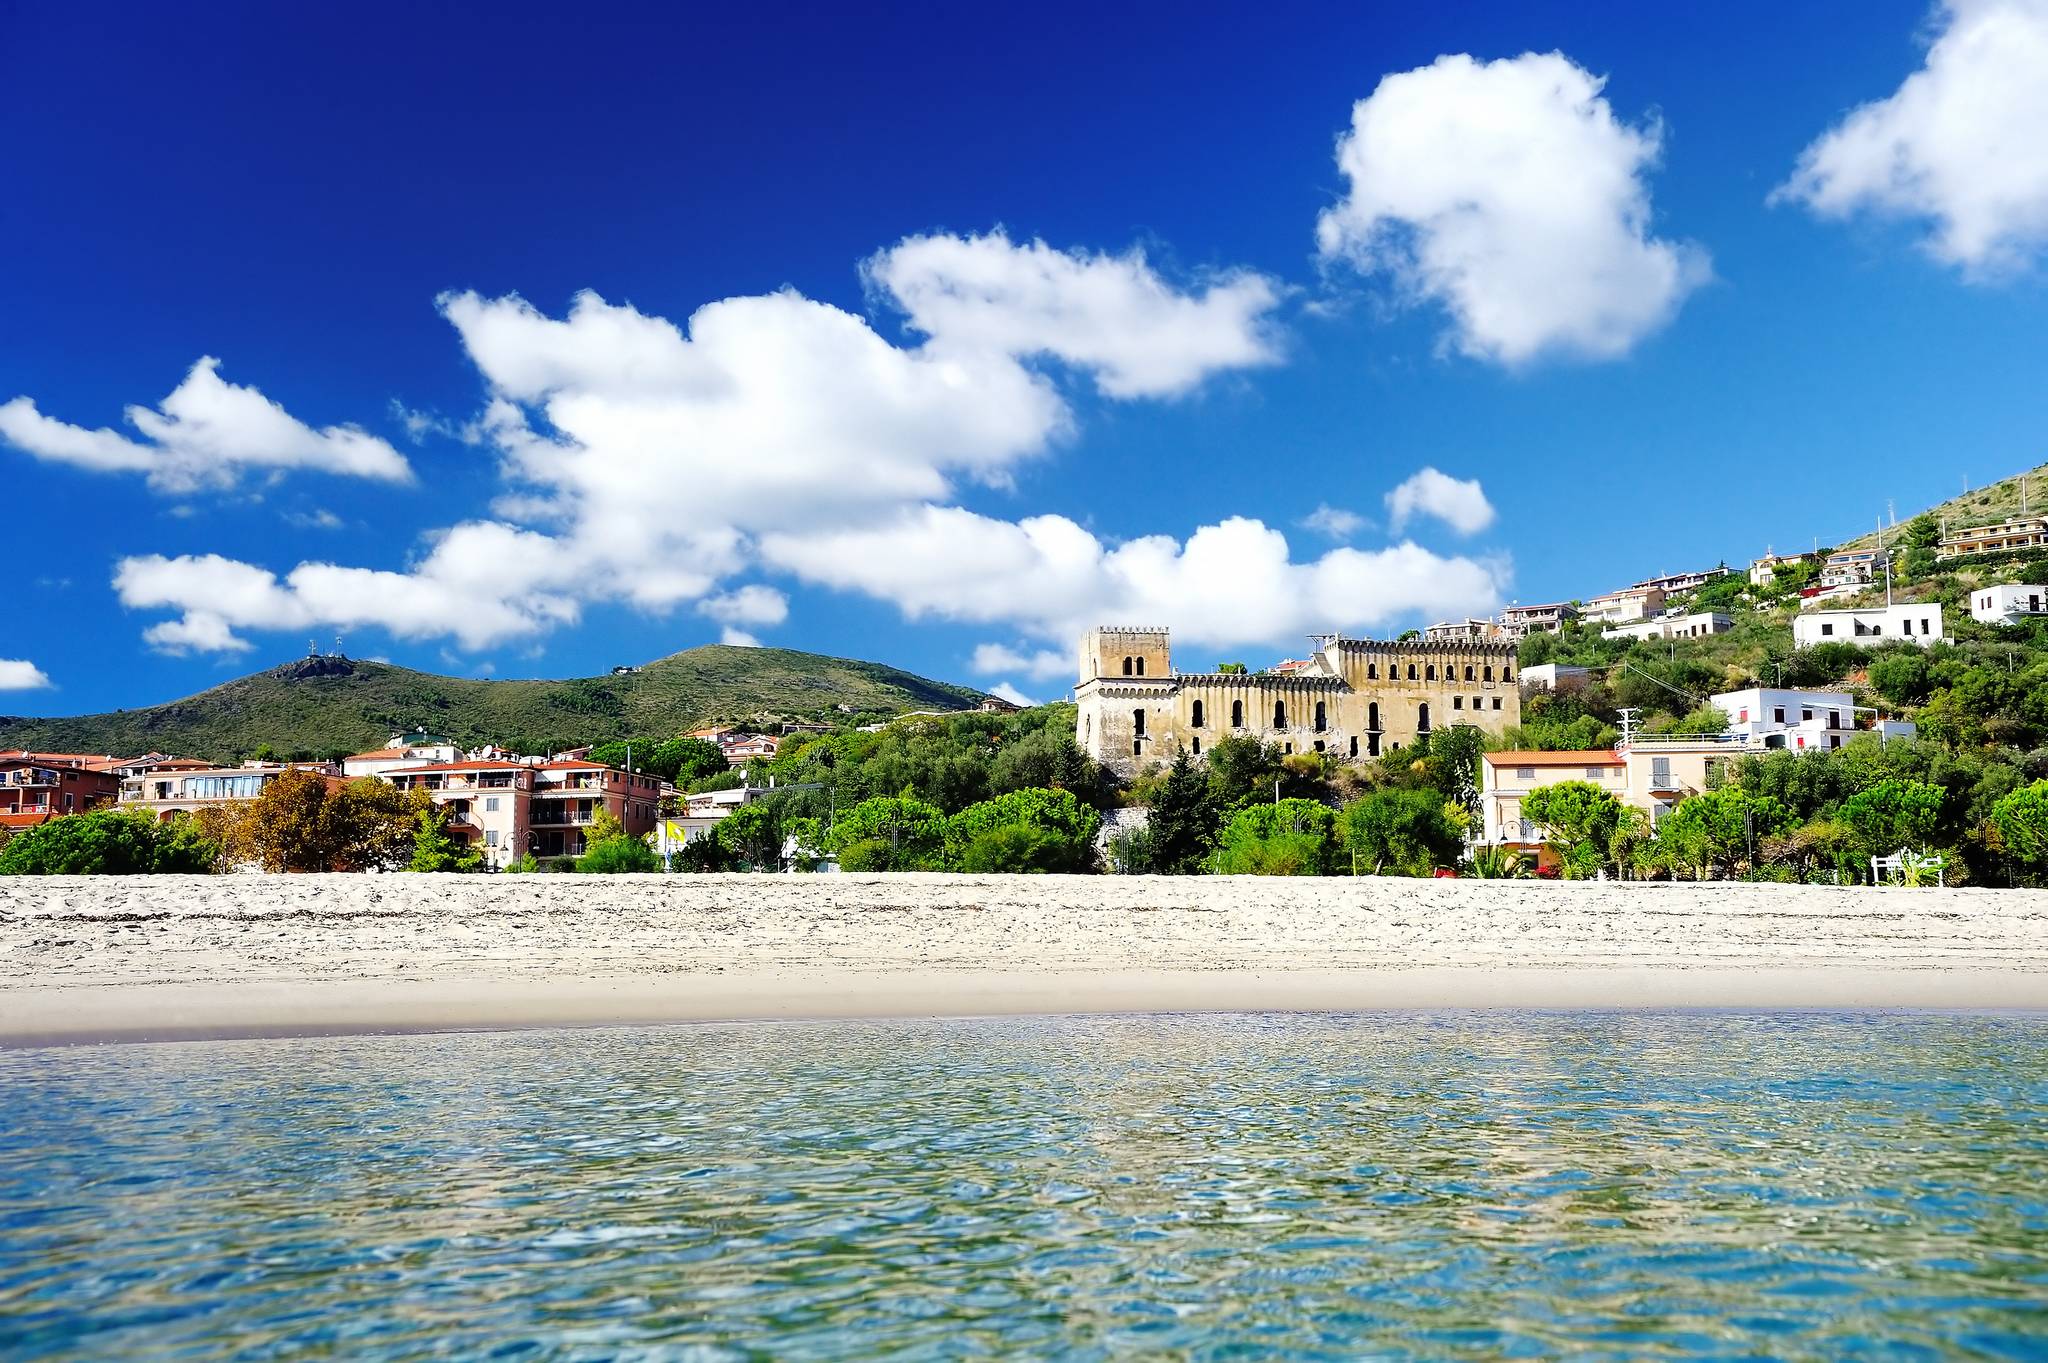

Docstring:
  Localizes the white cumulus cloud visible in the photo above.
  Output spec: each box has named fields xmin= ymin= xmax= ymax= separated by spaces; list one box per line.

xmin=865 ymin=230 xmax=1283 ymax=398
xmin=719 ymin=628 xmax=762 ymax=648
xmin=105 ymin=231 xmax=1504 ymax=658
xmin=1300 ymin=504 xmax=1368 ymax=539
xmin=988 ymin=682 xmax=1037 ymax=707
xmin=1385 ymin=467 xmax=1496 ymax=535
xmin=0 ymin=358 xmax=413 ymax=492
xmin=1316 ymin=52 xmax=1708 ymax=364
xmin=0 ymin=660 xmax=53 ymax=690
xmin=1775 ymin=0 xmax=2048 ymax=276
xmin=971 ymin=642 xmax=1071 ymax=682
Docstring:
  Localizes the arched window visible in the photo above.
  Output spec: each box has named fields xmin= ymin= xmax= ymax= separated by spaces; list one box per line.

xmin=1368 ymin=702 xmax=1380 ymax=731
xmin=1367 ymin=663 xmax=1377 ymax=679
xmin=1191 ymin=699 xmax=1205 ymax=728
xmin=1132 ymin=708 xmax=1146 ymax=737
xmin=1417 ymin=702 xmax=1431 ymax=733
xmin=1122 ymin=656 xmax=1133 ymax=676
xmin=1464 ymin=665 xmax=1475 ymax=681
xmin=1135 ymin=657 xmax=1145 ymax=676
xmin=1425 ymin=664 xmax=1437 ymax=681
xmin=1231 ymin=699 xmax=1243 ymax=728
xmin=1503 ymin=666 xmax=1514 ymax=682
xmin=1407 ymin=663 xmax=1418 ymax=680
xmin=1313 ymin=701 xmax=1327 ymax=732
xmin=1274 ymin=700 xmax=1288 ymax=729
xmin=1483 ymin=666 xmax=1494 ymax=682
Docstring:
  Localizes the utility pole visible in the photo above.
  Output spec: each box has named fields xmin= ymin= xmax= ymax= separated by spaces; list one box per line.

xmin=1617 ymin=707 xmax=1641 ymax=747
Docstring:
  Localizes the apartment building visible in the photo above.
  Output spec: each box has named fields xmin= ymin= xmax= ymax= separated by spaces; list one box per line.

xmin=384 ymin=756 xmax=667 ymax=861
xmin=1748 ymin=552 xmax=1814 ymax=587
xmin=118 ymin=763 xmax=330 ymax=820
xmin=1937 ymin=516 xmax=2048 ymax=561
xmin=1819 ymin=549 xmax=1883 ymax=589
xmin=1792 ymin=603 xmax=1945 ymax=648
xmin=0 ymin=755 xmax=120 ymax=828
xmin=383 ymin=759 xmax=536 ymax=864
xmin=1970 ymin=583 xmax=2048 ymax=627
xmin=1583 ymin=585 xmax=1666 ymax=626
xmin=1498 ymin=602 xmax=1578 ymax=635
xmin=1423 ymin=617 xmax=1509 ymax=642
xmin=1631 ymin=568 xmax=1729 ymax=595
xmin=1603 ymin=611 xmax=1733 ymax=642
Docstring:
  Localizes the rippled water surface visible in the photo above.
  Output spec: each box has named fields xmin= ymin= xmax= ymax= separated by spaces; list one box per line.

xmin=3 ymin=1013 xmax=2047 ymax=1360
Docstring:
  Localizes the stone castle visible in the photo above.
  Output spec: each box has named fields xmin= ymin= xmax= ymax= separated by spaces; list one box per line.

xmin=1074 ymin=626 xmax=1523 ymax=775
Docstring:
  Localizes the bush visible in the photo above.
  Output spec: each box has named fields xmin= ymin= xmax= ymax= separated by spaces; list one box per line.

xmin=1213 ymin=799 xmax=1338 ymax=875
xmin=1336 ymin=788 xmax=1463 ymax=876
xmin=956 ymin=823 xmax=1073 ymax=873
xmin=0 ymin=810 xmax=220 ymax=875
xmin=945 ymin=788 xmax=1098 ymax=871
xmin=576 ymin=836 xmax=661 ymax=873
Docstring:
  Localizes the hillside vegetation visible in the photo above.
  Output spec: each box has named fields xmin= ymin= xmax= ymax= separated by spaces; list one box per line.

xmin=1834 ymin=460 xmax=2048 ymax=555
xmin=0 ymin=646 xmax=988 ymax=763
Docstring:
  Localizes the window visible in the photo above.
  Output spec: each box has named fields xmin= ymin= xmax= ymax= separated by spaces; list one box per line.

xmin=1231 ymin=700 xmax=1244 ymax=728
xmin=1425 ymin=664 xmax=1437 ymax=681
xmin=1652 ymin=757 xmax=1672 ymax=788
xmin=1274 ymin=701 xmax=1288 ymax=729
xmin=1417 ymin=702 xmax=1431 ymax=733
xmin=1284 ymin=743 xmax=1293 ymax=754
xmin=1368 ymin=702 xmax=1380 ymax=731
xmin=1407 ymin=663 xmax=1418 ymax=680
xmin=485 ymin=829 xmax=499 ymax=847
xmin=1191 ymin=700 xmax=1205 ymax=729
xmin=1587 ymin=766 xmax=1608 ymax=780
xmin=1192 ymin=737 xmax=1201 ymax=755
xmin=1133 ymin=709 xmax=1146 ymax=737
xmin=1367 ymin=663 xmax=1378 ymax=679
xmin=1464 ymin=665 xmax=1475 ymax=681
xmin=1492 ymin=697 xmax=1502 ymax=711
xmin=1472 ymin=696 xmax=1482 ymax=711
xmin=1313 ymin=701 xmax=1326 ymax=732
xmin=1133 ymin=741 xmax=1142 ymax=756
xmin=1135 ymin=657 xmax=1145 ymax=676
xmin=1502 ymin=667 xmax=1513 ymax=682
xmin=1820 ymin=623 xmax=1835 ymax=636
xmin=1349 ymin=736 xmax=1358 ymax=758
xmin=1453 ymin=696 xmax=1464 ymax=710
xmin=1483 ymin=666 xmax=1494 ymax=682
xmin=1122 ymin=656 xmax=1133 ymax=676
xmin=1516 ymin=766 xmax=1536 ymax=779
xmin=1801 ymin=708 xmax=1813 ymax=721
xmin=485 ymin=797 xmax=500 ymax=812
xmin=1314 ymin=740 xmax=1326 ymax=753
xmin=1774 ymin=708 xmax=1785 ymax=723
xmin=1368 ymin=733 xmax=1382 ymax=757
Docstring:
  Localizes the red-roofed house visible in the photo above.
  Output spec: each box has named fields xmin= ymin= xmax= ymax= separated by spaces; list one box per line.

xmin=0 ymin=755 xmax=121 ymax=826
xmin=1479 ymin=750 xmax=1628 ymax=861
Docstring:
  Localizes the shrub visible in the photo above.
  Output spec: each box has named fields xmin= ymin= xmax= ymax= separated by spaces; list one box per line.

xmin=0 ymin=810 xmax=220 ymax=875
xmin=1336 ymin=788 xmax=1462 ymax=876
xmin=1213 ymin=799 xmax=1338 ymax=875
xmin=576 ymin=836 xmax=661 ymax=873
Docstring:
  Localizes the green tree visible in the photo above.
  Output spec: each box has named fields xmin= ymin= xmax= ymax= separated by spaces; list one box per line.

xmin=957 ymin=823 xmax=1073 ymax=873
xmin=1212 ymin=799 xmax=1338 ymax=875
xmin=1990 ymin=780 xmax=2048 ymax=878
xmin=0 ymin=810 xmax=220 ymax=875
xmin=1519 ymin=780 xmax=1624 ymax=879
xmin=1839 ymin=779 xmax=1944 ymax=857
xmin=1867 ymin=650 xmax=1934 ymax=705
xmin=829 ymin=795 xmax=947 ymax=870
xmin=945 ymin=787 xmax=1099 ymax=871
xmin=1653 ymin=787 xmax=1794 ymax=878
xmin=407 ymin=806 xmax=482 ymax=872
xmin=1146 ymin=751 xmax=1221 ymax=874
xmin=717 ymin=801 xmax=785 ymax=870
xmin=1336 ymin=788 xmax=1462 ymax=876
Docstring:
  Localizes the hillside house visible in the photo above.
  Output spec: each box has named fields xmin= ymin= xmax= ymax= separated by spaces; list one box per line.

xmin=1970 ymin=584 xmax=2048 ymax=627
xmin=1792 ymin=603 xmax=1944 ymax=648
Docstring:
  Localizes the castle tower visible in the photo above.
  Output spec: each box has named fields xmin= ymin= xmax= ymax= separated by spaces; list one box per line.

xmin=1078 ymin=626 xmax=1172 ymax=685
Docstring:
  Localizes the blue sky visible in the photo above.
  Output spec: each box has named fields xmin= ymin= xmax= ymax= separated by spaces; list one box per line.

xmin=5 ymin=0 xmax=2046 ymax=715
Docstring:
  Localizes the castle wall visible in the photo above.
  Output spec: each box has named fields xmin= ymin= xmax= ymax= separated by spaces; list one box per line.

xmin=1074 ymin=629 xmax=1522 ymax=776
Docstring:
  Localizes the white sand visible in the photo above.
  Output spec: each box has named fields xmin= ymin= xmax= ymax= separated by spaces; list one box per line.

xmin=4 ymin=874 xmax=2046 ymax=1045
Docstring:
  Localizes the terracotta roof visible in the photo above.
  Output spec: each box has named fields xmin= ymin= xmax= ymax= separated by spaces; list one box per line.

xmin=1483 ymin=750 xmax=1622 ymax=767
xmin=384 ymin=760 xmax=534 ymax=774
xmin=345 ymin=747 xmax=422 ymax=761
xmin=0 ymin=811 xmax=59 ymax=828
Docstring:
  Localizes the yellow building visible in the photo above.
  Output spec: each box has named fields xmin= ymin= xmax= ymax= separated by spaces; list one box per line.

xmin=1074 ymin=626 xmax=1522 ymax=775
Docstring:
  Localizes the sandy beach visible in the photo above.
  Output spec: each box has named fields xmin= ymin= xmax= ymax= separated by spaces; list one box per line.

xmin=4 ymin=874 xmax=2047 ymax=1045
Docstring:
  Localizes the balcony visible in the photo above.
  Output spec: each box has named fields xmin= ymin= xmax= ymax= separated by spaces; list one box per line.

xmin=530 ymin=811 xmax=595 ymax=828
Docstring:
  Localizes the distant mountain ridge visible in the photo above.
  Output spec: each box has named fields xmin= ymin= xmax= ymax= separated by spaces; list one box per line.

xmin=0 ymin=646 xmax=991 ymax=763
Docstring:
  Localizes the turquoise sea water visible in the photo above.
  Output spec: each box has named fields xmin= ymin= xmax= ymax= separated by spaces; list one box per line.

xmin=2 ymin=1013 xmax=2046 ymax=1360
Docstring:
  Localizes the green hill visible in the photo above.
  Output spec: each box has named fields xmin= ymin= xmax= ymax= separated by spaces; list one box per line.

xmin=1834 ymin=460 xmax=2048 ymax=555
xmin=0 ymin=646 xmax=990 ymax=763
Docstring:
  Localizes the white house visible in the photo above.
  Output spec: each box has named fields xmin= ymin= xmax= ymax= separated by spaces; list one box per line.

xmin=1583 ymin=585 xmax=1665 ymax=625
xmin=1603 ymin=612 xmax=1733 ymax=642
xmin=1792 ymin=603 xmax=1944 ymax=649
xmin=1518 ymin=663 xmax=1591 ymax=692
xmin=1705 ymin=687 xmax=1920 ymax=751
xmin=1970 ymin=583 xmax=2048 ymax=627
